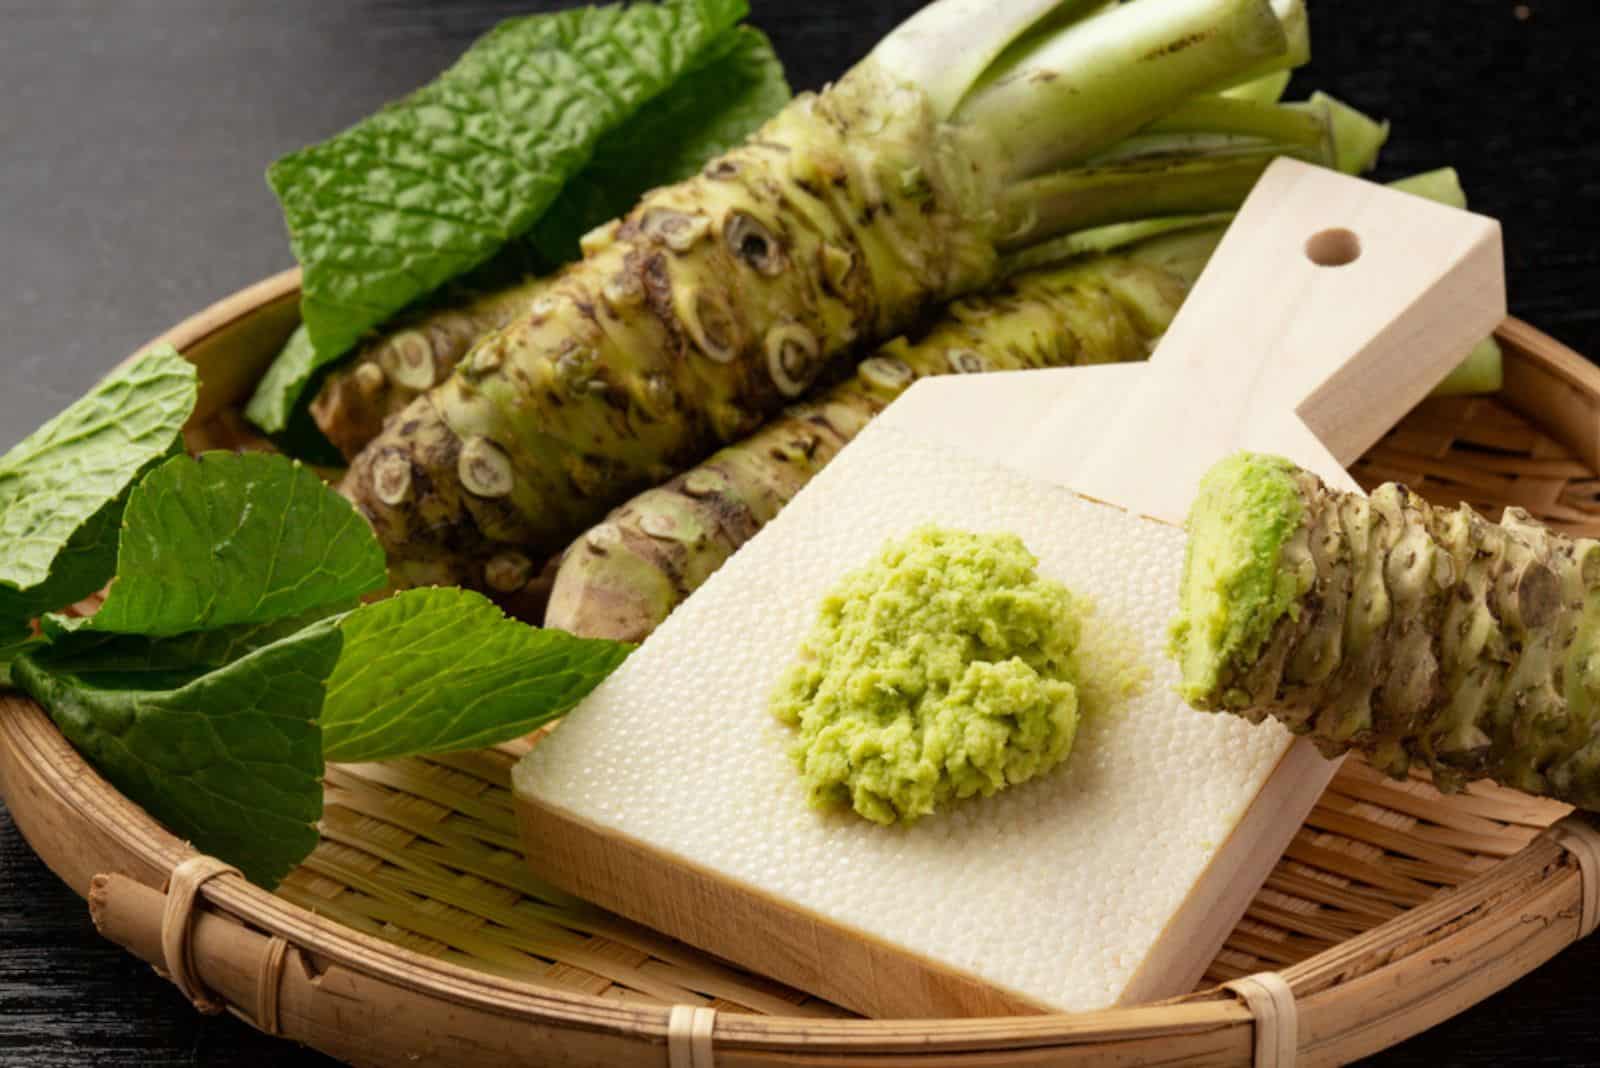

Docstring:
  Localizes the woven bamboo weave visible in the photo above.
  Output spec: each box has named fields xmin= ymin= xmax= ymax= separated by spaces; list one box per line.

xmin=4 ymin=271 xmax=1600 ymax=1065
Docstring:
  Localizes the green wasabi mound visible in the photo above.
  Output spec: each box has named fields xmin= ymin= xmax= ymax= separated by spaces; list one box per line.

xmin=771 ymin=526 xmax=1084 ymax=825
xmin=1169 ymin=452 xmax=1311 ymax=708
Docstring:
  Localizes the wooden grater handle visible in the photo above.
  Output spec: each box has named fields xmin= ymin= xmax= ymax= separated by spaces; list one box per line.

xmin=1015 ymin=158 xmax=1505 ymax=524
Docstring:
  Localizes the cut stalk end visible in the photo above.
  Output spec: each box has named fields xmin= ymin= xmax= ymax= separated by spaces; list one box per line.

xmin=1212 ymin=0 xmax=1309 ymax=91
xmin=1433 ymin=337 xmax=1505 ymax=396
xmin=1389 ymin=167 xmax=1468 ymax=210
xmin=1293 ymin=92 xmax=1390 ymax=176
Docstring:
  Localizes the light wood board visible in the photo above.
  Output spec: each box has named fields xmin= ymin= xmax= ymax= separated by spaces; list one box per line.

xmin=515 ymin=160 xmax=1506 ymax=1018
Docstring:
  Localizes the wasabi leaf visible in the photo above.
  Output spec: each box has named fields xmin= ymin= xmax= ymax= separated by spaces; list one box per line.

xmin=39 ymin=610 xmax=341 ymax=672
xmin=0 ymin=496 xmax=130 ymax=645
xmin=85 ymin=452 xmax=386 ymax=637
xmin=322 ymin=587 xmax=631 ymax=762
xmin=0 ymin=635 xmax=47 ymax=687
xmin=0 ymin=345 xmax=196 ymax=632
xmin=524 ymin=25 xmax=790 ymax=266
xmin=14 ymin=617 xmax=341 ymax=888
xmin=241 ymin=323 xmax=317 ymax=436
xmin=268 ymin=0 xmax=747 ymax=382
xmin=245 ymin=17 xmax=788 ymax=436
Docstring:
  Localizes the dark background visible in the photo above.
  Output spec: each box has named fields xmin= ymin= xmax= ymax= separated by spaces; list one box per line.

xmin=2 ymin=1 xmax=1598 ymax=1064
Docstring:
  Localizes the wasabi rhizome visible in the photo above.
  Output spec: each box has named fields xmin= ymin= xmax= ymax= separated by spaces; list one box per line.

xmin=1174 ymin=451 xmax=1600 ymax=808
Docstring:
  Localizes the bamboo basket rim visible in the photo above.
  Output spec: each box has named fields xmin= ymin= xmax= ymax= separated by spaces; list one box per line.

xmin=2 ymin=269 xmax=1599 ymax=1065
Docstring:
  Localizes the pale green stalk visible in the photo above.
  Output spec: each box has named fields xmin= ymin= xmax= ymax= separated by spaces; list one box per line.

xmin=1093 ymin=94 xmax=1333 ymax=164
xmin=949 ymin=0 xmax=1291 ymax=180
xmin=867 ymin=0 xmax=1104 ymax=118
xmin=1390 ymin=167 xmax=1468 ymax=209
xmin=1293 ymin=92 xmax=1390 ymax=174
xmin=1216 ymin=0 xmax=1309 ymax=89
xmin=1002 ymin=93 xmax=1337 ymax=248
xmin=1005 ymin=152 xmax=1304 ymax=243
xmin=1005 ymin=212 xmax=1235 ymax=270
xmin=1433 ymin=338 xmax=1505 ymax=395
xmin=1223 ymin=69 xmax=1292 ymax=104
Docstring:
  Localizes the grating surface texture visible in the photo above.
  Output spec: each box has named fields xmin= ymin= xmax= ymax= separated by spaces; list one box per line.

xmin=516 ymin=421 xmax=1296 ymax=1013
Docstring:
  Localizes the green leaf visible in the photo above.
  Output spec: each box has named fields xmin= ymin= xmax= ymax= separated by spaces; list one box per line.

xmin=40 ymin=609 xmax=342 ymax=672
xmin=0 ymin=493 xmax=135 ymax=645
xmin=322 ymin=587 xmax=631 ymax=763
xmin=14 ymin=617 xmax=341 ymax=887
xmin=268 ymin=0 xmax=748 ymax=376
xmin=241 ymin=324 xmax=317 ymax=435
xmin=84 ymin=452 xmax=386 ymax=638
xmin=0 ymin=345 xmax=196 ymax=628
xmin=524 ymin=25 xmax=791 ymax=266
xmin=0 ymin=634 xmax=47 ymax=687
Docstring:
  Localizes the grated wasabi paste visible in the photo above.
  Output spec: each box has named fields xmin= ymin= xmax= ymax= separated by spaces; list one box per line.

xmin=771 ymin=526 xmax=1085 ymax=825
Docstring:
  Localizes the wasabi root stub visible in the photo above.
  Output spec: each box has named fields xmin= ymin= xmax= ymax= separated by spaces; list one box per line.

xmin=1171 ymin=451 xmax=1600 ymax=807
xmin=310 ymin=280 xmax=544 ymax=459
xmin=771 ymin=526 xmax=1087 ymax=825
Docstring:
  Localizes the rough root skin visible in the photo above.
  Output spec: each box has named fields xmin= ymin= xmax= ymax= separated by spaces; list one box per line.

xmin=545 ymin=256 xmax=1188 ymax=641
xmin=311 ymin=278 xmax=545 ymax=459
xmin=343 ymin=63 xmax=1005 ymax=590
xmin=1187 ymin=457 xmax=1600 ymax=810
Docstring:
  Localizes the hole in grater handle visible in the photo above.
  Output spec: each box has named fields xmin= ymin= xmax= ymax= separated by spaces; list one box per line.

xmin=1305 ymin=228 xmax=1362 ymax=267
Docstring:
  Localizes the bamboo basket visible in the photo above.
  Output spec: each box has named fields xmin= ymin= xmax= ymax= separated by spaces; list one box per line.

xmin=4 ymin=268 xmax=1600 ymax=1067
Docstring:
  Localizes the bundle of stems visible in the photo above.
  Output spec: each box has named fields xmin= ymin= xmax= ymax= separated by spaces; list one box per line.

xmin=332 ymin=0 xmax=1316 ymax=591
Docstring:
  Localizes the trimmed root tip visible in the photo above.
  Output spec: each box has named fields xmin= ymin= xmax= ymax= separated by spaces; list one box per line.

xmin=459 ymin=437 xmax=515 ymax=499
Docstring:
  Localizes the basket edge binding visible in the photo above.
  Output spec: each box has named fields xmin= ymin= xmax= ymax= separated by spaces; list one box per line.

xmin=63 ymin=786 xmax=1600 ymax=1065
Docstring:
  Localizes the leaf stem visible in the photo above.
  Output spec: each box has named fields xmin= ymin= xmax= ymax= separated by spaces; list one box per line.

xmin=866 ymin=0 xmax=1104 ymax=120
xmin=1213 ymin=0 xmax=1309 ymax=91
xmin=1389 ymin=167 xmax=1468 ymax=209
xmin=953 ymin=0 xmax=1291 ymax=180
xmin=999 ymin=149 xmax=1306 ymax=249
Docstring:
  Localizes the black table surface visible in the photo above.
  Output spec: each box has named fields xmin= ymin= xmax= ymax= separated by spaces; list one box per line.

xmin=3 ymin=1 xmax=1599 ymax=1064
